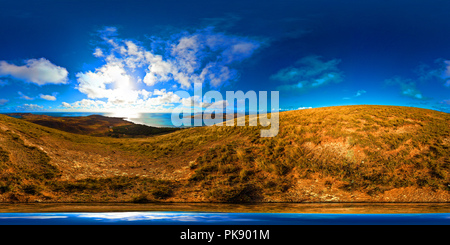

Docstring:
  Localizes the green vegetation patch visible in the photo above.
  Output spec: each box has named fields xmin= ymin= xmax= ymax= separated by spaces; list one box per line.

xmin=110 ymin=124 xmax=180 ymax=137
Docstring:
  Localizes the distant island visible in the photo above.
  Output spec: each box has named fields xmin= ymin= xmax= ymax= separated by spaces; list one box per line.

xmin=0 ymin=105 xmax=449 ymax=203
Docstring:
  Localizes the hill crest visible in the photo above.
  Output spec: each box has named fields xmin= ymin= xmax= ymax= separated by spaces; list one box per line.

xmin=0 ymin=105 xmax=449 ymax=203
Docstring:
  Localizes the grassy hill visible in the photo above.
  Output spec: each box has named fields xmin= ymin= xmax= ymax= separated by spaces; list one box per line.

xmin=5 ymin=113 xmax=134 ymax=136
xmin=5 ymin=113 xmax=180 ymax=137
xmin=109 ymin=124 xmax=180 ymax=138
xmin=0 ymin=105 xmax=449 ymax=203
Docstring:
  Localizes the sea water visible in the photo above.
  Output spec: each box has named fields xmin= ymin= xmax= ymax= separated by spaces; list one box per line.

xmin=3 ymin=112 xmax=178 ymax=128
xmin=0 ymin=212 xmax=449 ymax=225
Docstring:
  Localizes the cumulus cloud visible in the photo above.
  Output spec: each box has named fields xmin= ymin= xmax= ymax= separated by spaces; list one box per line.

xmin=61 ymin=102 xmax=72 ymax=108
xmin=271 ymin=55 xmax=344 ymax=91
xmin=93 ymin=48 xmax=104 ymax=58
xmin=142 ymin=29 xmax=261 ymax=88
xmin=72 ymin=99 xmax=107 ymax=110
xmin=68 ymin=26 xmax=262 ymax=112
xmin=19 ymin=104 xmax=44 ymax=111
xmin=144 ymin=90 xmax=181 ymax=106
xmin=39 ymin=94 xmax=57 ymax=101
xmin=76 ymin=63 xmax=143 ymax=104
xmin=63 ymin=88 xmax=180 ymax=112
xmin=91 ymin=26 xmax=261 ymax=89
xmin=0 ymin=58 xmax=68 ymax=85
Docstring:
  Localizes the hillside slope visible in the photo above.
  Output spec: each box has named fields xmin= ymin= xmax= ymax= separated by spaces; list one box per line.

xmin=0 ymin=105 xmax=449 ymax=203
xmin=6 ymin=113 xmax=133 ymax=136
xmin=5 ymin=113 xmax=179 ymax=137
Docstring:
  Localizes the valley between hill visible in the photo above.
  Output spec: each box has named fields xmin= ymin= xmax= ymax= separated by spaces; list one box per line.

xmin=0 ymin=105 xmax=449 ymax=203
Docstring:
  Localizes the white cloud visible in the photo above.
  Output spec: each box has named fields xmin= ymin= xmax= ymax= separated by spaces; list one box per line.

xmin=19 ymin=104 xmax=44 ymax=111
xmin=18 ymin=91 xmax=34 ymax=100
xmin=64 ymin=89 xmax=179 ymax=112
xmin=61 ymin=99 xmax=108 ymax=111
xmin=279 ymin=106 xmax=312 ymax=111
xmin=202 ymin=64 xmax=236 ymax=87
xmin=61 ymin=102 xmax=72 ymax=108
xmin=153 ymin=89 xmax=167 ymax=96
xmin=138 ymin=89 xmax=152 ymax=100
xmin=0 ymin=58 xmax=68 ymax=85
xmin=93 ymin=48 xmax=104 ymax=58
xmin=75 ymin=43 xmax=179 ymax=112
xmin=98 ymin=27 xmax=261 ymax=89
xmin=143 ymin=57 xmax=176 ymax=87
xmin=39 ymin=94 xmax=57 ymax=101
xmin=74 ymin=99 xmax=107 ymax=109
xmin=76 ymin=63 xmax=146 ymax=106
xmin=144 ymin=90 xmax=180 ymax=106
xmin=170 ymin=35 xmax=202 ymax=74
xmin=181 ymin=95 xmax=208 ymax=108
xmin=67 ymin=26 xmax=263 ymax=113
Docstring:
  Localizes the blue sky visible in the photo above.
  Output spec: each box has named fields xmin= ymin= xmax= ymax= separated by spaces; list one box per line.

xmin=1 ymin=0 xmax=450 ymax=114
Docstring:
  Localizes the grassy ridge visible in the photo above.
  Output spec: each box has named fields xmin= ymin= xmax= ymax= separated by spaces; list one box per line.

xmin=7 ymin=113 xmax=181 ymax=138
xmin=0 ymin=105 xmax=449 ymax=203
xmin=7 ymin=113 xmax=133 ymax=136
xmin=110 ymin=124 xmax=180 ymax=138
xmin=176 ymin=105 xmax=450 ymax=202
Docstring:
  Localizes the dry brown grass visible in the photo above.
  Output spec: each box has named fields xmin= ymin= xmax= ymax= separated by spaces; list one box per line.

xmin=0 ymin=105 xmax=449 ymax=203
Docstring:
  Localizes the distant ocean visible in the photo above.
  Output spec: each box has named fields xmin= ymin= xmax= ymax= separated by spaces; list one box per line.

xmin=4 ymin=112 xmax=178 ymax=128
